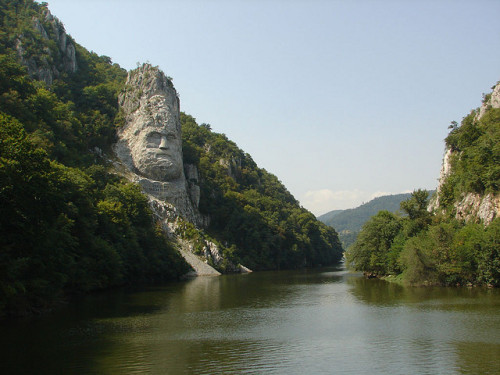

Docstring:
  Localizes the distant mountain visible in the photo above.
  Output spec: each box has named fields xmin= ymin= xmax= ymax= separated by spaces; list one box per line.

xmin=317 ymin=209 xmax=343 ymax=224
xmin=345 ymin=83 xmax=499 ymax=286
xmin=318 ymin=193 xmax=415 ymax=249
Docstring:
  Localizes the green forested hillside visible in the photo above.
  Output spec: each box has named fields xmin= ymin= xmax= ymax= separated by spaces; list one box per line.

xmin=316 ymin=210 xmax=343 ymax=225
xmin=0 ymin=0 xmax=190 ymax=316
xmin=0 ymin=0 xmax=342 ymax=316
xmin=346 ymin=86 xmax=500 ymax=286
xmin=181 ymin=114 xmax=343 ymax=271
xmin=318 ymin=193 xmax=412 ymax=249
xmin=441 ymin=105 xmax=500 ymax=206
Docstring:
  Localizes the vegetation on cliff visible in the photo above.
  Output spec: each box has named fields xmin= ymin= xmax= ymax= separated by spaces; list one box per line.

xmin=346 ymin=86 xmax=500 ymax=286
xmin=181 ymin=113 xmax=343 ymax=271
xmin=0 ymin=0 xmax=189 ymax=316
xmin=0 ymin=0 xmax=342 ymax=315
xmin=441 ymin=98 xmax=500 ymax=207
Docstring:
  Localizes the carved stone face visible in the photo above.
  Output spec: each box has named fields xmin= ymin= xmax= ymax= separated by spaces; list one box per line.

xmin=121 ymin=95 xmax=183 ymax=182
xmin=131 ymin=127 xmax=183 ymax=181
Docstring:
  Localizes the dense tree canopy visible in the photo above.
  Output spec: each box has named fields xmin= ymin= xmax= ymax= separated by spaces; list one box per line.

xmin=347 ymin=189 xmax=499 ymax=286
xmin=346 ymin=84 xmax=499 ymax=286
xmin=0 ymin=0 xmax=188 ymax=316
xmin=181 ymin=113 xmax=343 ymax=271
xmin=0 ymin=0 xmax=343 ymax=316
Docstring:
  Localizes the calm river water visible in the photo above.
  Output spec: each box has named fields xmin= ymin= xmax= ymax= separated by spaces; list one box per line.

xmin=1 ymin=266 xmax=500 ymax=374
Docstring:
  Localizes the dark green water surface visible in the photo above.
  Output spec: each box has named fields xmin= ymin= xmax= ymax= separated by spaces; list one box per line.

xmin=1 ymin=267 xmax=500 ymax=374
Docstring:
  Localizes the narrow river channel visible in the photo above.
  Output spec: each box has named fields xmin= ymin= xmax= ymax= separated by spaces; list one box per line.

xmin=1 ymin=266 xmax=499 ymax=374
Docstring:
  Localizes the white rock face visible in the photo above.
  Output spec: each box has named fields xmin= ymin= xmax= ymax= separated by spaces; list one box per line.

xmin=116 ymin=65 xmax=183 ymax=181
xmin=455 ymin=193 xmax=500 ymax=225
xmin=114 ymin=64 xmax=250 ymax=275
xmin=429 ymin=82 xmax=500 ymax=225
xmin=428 ymin=148 xmax=454 ymax=212
xmin=476 ymin=82 xmax=500 ymax=120
xmin=16 ymin=9 xmax=77 ymax=85
xmin=115 ymin=64 xmax=205 ymax=226
xmin=148 ymin=197 xmax=220 ymax=277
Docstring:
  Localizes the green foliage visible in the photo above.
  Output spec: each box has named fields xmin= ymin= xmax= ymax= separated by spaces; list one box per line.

xmin=477 ymin=218 xmax=500 ymax=286
xmin=444 ymin=104 xmax=500 ymax=201
xmin=318 ymin=193 xmax=413 ymax=250
xmin=347 ymin=190 xmax=500 ymax=286
xmin=345 ymin=211 xmax=402 ymax=275
xmin=0 ymin=0 xmax=187 ymax=316
xmin=0 ymin=113 xmax=189 ymax=315
xmin=181 ymin=113 xmax=343 ymax=271
xmin=399 ymin=188 xmax=432 ymax=237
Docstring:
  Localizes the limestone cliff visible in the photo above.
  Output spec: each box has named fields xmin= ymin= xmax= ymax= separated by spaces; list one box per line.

xmin=430 ymin=82 xmax=500 ymax=225
xmin=114 ymin=64 xmax=235 ymax=276
xmin=114 ymin=64 xmax=204 ymax=225
xmin=15 ymin=8 xmax=77 ymax=85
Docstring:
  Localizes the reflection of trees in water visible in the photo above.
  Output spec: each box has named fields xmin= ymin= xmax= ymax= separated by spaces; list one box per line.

xmin=346 ymin=275 xmax=500 ymax=375
xmin=346 ymin=276 xmax=500 ymax=308
xmin=346 ymin=277 xmax=407 ymax=305
xmin=3 ymin=271 xmax=500 ymax=374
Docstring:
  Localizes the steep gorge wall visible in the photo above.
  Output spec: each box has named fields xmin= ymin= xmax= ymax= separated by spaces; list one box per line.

xmin=114 ymin=64 xmax=239 ymax=275
xmin=430 ymin=82 xmax=500 ymax=225
xmin=15 ymin=8 xmax=77 ymax=85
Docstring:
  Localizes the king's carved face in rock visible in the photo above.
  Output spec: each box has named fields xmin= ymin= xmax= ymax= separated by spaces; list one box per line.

xmin=124 ymin=97 xmax=183 ymax=182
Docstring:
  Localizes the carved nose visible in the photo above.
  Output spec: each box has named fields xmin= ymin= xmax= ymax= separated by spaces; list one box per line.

xmin=159 ymin=136 xmax=168 ymax=150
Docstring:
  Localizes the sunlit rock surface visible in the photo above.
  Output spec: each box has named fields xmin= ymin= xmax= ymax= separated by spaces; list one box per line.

xmin=114 ymin=64 xmax=224 ymax=275
xmin=15 ymin=8 xmax=77 ymax=85
xmin=429 ymin=82 xmax=500 ymax=225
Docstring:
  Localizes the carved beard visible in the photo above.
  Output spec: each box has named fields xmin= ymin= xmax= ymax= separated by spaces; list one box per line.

xmin=125 ymin=127 xmax=184 ymax=182
xmin=135 ymin=148 xmax=183 ymax=181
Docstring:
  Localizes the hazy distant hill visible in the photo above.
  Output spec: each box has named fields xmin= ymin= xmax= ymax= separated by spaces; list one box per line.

xmin=316 ymin=210 xmax=343 ymax=224
xmin=318 ymin=193 xmax=414 ymax=249
xmin=345 ymin=82 xmax=499 ymax=286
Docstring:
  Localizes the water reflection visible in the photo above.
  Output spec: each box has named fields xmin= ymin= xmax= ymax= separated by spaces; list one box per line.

xmin=346 ymin=276 xmax=500 ymax=375
xmin=1 ymin=268 xmax=500 ymax=374
xmin=347 ymin=276 xmax=500 ymax=310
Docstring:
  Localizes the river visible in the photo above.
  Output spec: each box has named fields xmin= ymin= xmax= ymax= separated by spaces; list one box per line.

xmin=1 ymin=266 xmax=499 ymax=374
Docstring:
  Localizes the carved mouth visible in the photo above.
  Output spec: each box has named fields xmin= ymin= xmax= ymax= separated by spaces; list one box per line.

xmin=155 ymin=151 xmax=171 ymax=157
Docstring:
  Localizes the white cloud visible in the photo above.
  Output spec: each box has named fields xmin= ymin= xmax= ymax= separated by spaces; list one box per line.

xmin=301 ymin=189 xmax=414 ymax=217
xmin=301 ymin=189 xmax=368 ymax=216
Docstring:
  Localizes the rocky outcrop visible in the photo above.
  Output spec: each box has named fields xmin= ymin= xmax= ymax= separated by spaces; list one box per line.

xmin=148 ymin=197 xmax=220 ymax=277
xmin=429 ymin=82 xmax=500 ymax=225
xmin=431 ymin=160 xmax=499 ymax=226
xmin=455 ymin=193 xmax=500 ymax=224
xmin=428 ymin=148 xmax=453 ymax=212
xmin=113 ymin=64 xmax=241 ymax=275
xmin=114 ymin=64 xmax=206 ymax=227
xmin=476 ymin=82 xmax=500 ymax=121
xmin=15 ymin=9 xmax=77 ymax=85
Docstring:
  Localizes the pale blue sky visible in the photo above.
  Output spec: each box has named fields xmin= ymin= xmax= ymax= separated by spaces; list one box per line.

xmin=45 ymin=0 xmax=500 ymax=215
